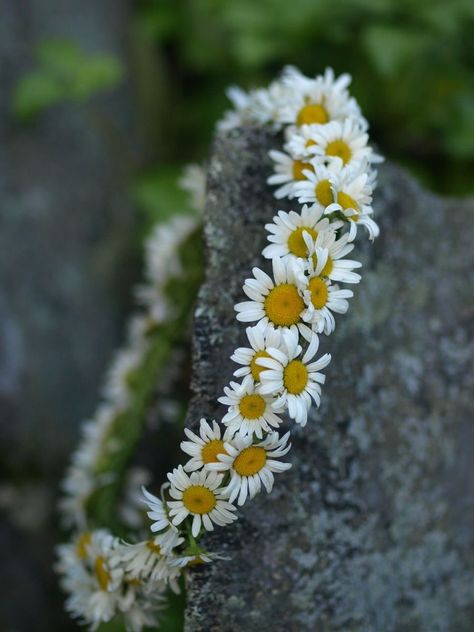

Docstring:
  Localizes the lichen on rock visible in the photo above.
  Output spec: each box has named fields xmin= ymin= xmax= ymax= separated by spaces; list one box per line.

xmin=183 ymin=126 xmax=474 ymax=631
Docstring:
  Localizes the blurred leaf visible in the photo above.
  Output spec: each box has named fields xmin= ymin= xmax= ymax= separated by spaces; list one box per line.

xmin=131 ymin=167 xmax=194 ymax=229
xmin=363 ymin=25 xmax=431 ymax=76
xmin=444 ymin=92 xmax=474 ymax=157
xmin=11 ymin=71 xmax=64 ymax=122
xmin=11 ymin=38 xmax=123 ymax=122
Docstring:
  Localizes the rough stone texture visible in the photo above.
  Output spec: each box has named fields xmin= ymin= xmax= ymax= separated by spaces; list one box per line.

xmin=184 ymin=126 xmax=474 ymax=632
xmin=0 ymin=1 xmax=136 ymax=629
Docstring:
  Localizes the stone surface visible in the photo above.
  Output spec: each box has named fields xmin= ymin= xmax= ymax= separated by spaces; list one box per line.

xmin=184 ymin=126 xmax=474 ymax=632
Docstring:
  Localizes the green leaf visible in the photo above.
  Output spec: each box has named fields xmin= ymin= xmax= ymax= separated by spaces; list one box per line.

xmin=11 ymin=38 xmax=123 ymax=122
xmin=362 ymin=25 xmax=431 ymax=76
xmin=11 ymin=71 xmax=64 ymax=122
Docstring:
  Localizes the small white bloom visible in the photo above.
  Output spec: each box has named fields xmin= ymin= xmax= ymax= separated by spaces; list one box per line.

xmin=169 ymin=550 xmax=228 ymax=568
xmin=218 ymin=79 xmax=292 ymax=131
xmin=167 ymin=466 xmax=237 ymax=537
xmin=102 ymin=346 xmax=144 ymax=409
xmin=301 ymin=273 xmax=353 ymax=336
xmin=119 ymin=581 xmax=167 ymax=632
xmin=218 ymin=375 xmax=284 ymax=439
xmin=323 ymin=164 xmax=374 ymax=218
xmin=259 ymin=329 xmax=331 ymax=426
xmin=178 ymin=164 xmax=206 ymax=214
xmin=234 ymin=257 xmax=307 ymax=336
xmin=114 ymin=534 xmax=183 ymax=582
xmin=118 ymin=467 xmax=151 ymax=529
xmin=292 ymin=160 xmax=343 ymax=210
xmin=294 ymin=162 xmax=379 ymax=241
xmin=142 ymin=486 xmax=174 ymax=533
xmin=300 ymin=119 xmax=381 ymax=168
xmin=262 ymin=204 xmax=335 ymax=262
xmin=136 ymin=214 xmax=199 ymax=322
xmin=57 ymin=530 xmax=124 ymax=630
xmin=302 ymin=228 xmax=362 ymax=284
xmin=267 ymin=149 xmax=316 ymax=199
xmin=278 ymin=66 xmax=364 ymax=128
xmin=231 ymin=320 xmax=283 ymax=382
xmin=209 ymin=432 xmax=292 ymax=505
xmin=181 ymin=419 xmax=232 ymax=472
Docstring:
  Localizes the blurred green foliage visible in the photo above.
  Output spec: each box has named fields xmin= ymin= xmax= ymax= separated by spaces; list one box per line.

xmin=133 ymin=0 xmax=474 ymax=194
xmin=12 ymin=39 xmax=122 ymax=122
xmin=11 ymin=2 xmax=474 ymax=199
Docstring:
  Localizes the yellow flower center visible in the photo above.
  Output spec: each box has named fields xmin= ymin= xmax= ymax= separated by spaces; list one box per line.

xmin=264 ymin=284 xmax=304 ymax=327
xmin=326 ymin=139 xmax=352 ymax=164
xmin=238 ymin=393 xmax=266 ymax=420
xmin=94 ymin=556 xmax=111 ymax=591
xmin=127 ymin=578 xmax=142 ymax=586
xmin=305 ymin=139 xmax=317 ymax=148
xmin=287 ymin=226 xmax=317 ymax=257
xmin=75 ymin=532 xmax=91 ymax=560
xmin=283 ymin=360 xmax=309 ymax=395
xmin=308 ymin=277 xmax=329 ymax=309
xmin=187 ymin=556 xmax=204 ymax=567
xmin=337 ymin=191 xmax=359 ymax=219
xmin=315 ymin=179 xmax=334 ymax=207
xmin=292 ymin=159 xmax=313 ymax=181
xmin=146 ymin=540 xmax=161 ymax=555
xmin=312 ymin=253 xmax=333 ymax=277
xmin=233 ymin=446 xmax=267 ymax=476
xmin=201 ymin=439 xmax=226 ymax=464
xmin=250 ymin=351 xmax=271 ymax=381
xmin=297 ymin=103 xmax=329 ymax=126
xmin=182 ymin=485 xmax=216 ymax=515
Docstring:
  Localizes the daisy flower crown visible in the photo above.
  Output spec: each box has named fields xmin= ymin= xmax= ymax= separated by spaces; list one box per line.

xmin=57 ymin=66 xmax=383 ymax=631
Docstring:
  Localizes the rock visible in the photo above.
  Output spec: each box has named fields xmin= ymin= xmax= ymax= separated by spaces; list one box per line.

xmin=184 ymin=126 xmax=474 ymax=632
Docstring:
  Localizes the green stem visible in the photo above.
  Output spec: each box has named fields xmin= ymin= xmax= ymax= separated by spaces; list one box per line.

xmin=85 ymin=225 xmax=203 ymax=532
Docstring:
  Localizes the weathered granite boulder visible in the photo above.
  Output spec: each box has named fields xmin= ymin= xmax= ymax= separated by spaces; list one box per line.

xmin=184 ymin=126 xmax=474 ymax=632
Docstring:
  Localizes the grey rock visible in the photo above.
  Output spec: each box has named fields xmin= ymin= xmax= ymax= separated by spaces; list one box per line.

xmin=184 ymin=126 xmax=474 ymax=632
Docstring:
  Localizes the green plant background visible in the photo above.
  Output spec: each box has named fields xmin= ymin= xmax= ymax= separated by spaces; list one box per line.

xmin=13 ymin=0 xmax=474 ymax=209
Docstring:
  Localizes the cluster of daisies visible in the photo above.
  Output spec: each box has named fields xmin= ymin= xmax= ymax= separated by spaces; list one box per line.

xmin=57 ymin=67 xmax=381 ymax=631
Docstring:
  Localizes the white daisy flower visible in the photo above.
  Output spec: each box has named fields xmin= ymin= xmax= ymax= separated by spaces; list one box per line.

xmin=262 ymin=204 xmax=334 ymax=262
xmin=169 ymin=550 xmax=227 ymax=568
xmin=292 ymin=161 xmax=343 ymax=210
xmin=294 ymin=162 xmax=379 ymax=241
xmin=302 ymin=228 xmax=362 ymax=284
xmin=267 ymin=149 xmax=315 ymax=199
xmin=323 ymin=165 xmax=379 ymax=241
xmin=102 ymin=346 xmax=145 ymax=409
xmin=166 ymin=466 xmax=237 ymax=537
xmin=218 ymin=374 xmax=284 ymax=439
xmin=208 ymin=431 xmax=292 ymax=506
xmin=304 ymin=119 xmax=380 ymax=168
xmin=300 ymin=272 xmax=353 ymax=335
xmin=141 ymin=486 xmax=174 ymax=533
xmin=178 ymin=163 xmax=206 ymax=214
xmin=115 ymin=534 xmax=183 ymax=581
xmin=180 ymin=419 xmax=233 ymax=472
xmin=324 ymin=164 xmax=374 ymax=217
xmin=58 ymin=529 xmax=124 ymax=630
xmin=119 ymin=581 xmax=166 ymax=632
xmin=284 ymin=122 xmax=325 ymax=160
xmin=258 ymin=329 xmax=331 ymax=426
xmin=231 ymin=320 xmax=283 ymax=382
xmin=278 ymin=66 xmax=364 ymax=127
xmin=218 ymin=79 xmax=292 ymax=131
xmin=234 ymin=257 xmax=307 ymax=336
